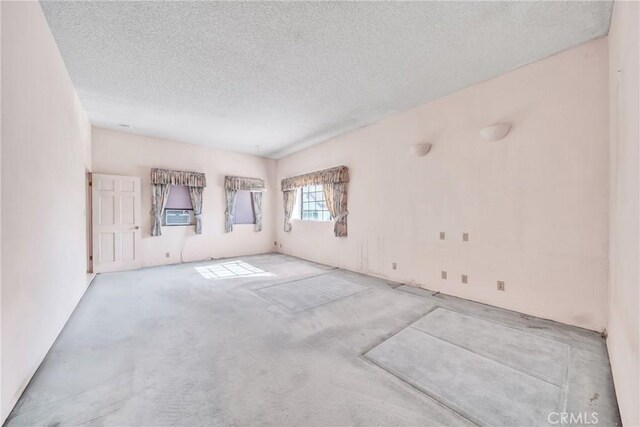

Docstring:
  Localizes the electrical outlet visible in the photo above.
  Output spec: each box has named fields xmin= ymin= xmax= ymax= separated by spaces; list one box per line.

xmin=165 ymin=252 xmax=170 ymax=258
xmin=439 ymin=232 xmax=445 ymax=240
xmin=441 ymin=271 xmax=447 ymax=279
xmin=463 ymin=232 xmax=469 ymax=242
xmin=461 ymin=274 xmax=468 ymax=284
xmin=497 ymin=281 xmax=505 ymax=291
xmin=392 ymin=262 xmax=397 ymax=270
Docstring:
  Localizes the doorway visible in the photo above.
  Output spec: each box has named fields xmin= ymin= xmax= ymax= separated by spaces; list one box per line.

xmin=86 ymin=170 xmax=93 ymax=275
xmin=91 ymin=173 xmax=143 ymax=273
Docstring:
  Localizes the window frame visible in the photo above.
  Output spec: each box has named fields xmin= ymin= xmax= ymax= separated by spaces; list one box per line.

xmin=299 ymin=185 xmax=332 ymax=222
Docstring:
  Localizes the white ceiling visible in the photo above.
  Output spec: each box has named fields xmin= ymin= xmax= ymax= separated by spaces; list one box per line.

xmin=41 ymin=1 xmax=612 ymax=158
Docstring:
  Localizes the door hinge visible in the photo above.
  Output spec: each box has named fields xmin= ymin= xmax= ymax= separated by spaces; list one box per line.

xmin=89 ymin=181 xmax=93 ymax=186
xmin=89 ymin=255 xmax=93 ymax=260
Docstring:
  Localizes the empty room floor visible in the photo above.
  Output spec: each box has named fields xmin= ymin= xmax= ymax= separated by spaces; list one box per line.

xmin=6 ymin=254 xmax=620 ymax=426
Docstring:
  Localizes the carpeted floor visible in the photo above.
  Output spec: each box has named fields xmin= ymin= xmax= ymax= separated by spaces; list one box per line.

xmin=6 ymin=253 xmax=620 ymax=426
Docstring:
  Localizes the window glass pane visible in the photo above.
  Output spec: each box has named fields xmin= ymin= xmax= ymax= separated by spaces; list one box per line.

xmin=165 ymin=185 xmax=193 ymax=210
xmin=300 ymin=185 xmax=331 ymax=222
xmin=233 ymin=190 xmax=255 ymax=224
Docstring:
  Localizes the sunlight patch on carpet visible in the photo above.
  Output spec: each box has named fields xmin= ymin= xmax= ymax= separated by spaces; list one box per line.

xmin=196 ymin=260 xmax=274 ymax=280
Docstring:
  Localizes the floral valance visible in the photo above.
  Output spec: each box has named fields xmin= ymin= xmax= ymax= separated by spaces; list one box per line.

xmin=224 ymin=176 xmax=265 ymax=192
xmin=151 ymin=168 xmax=207 ymax=188
xmin=281 ymin=165 xmax=349 ymax=191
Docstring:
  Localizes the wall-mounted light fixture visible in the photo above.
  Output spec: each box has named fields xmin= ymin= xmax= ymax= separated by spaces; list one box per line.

xmin=410 ymin=143 xmax=432 ymax=157
xmin=480 ymin=123 xmax=511 ymax=141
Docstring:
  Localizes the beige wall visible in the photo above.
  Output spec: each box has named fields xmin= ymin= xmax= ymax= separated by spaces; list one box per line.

xmin=607 ymin=2 xmax=639 ymax=425
xmin=1 ymin=2 xmax=92 ymax=422
xmin=276 ymin=38 xmax=610 ymax=332
xmin=92 ymin=128 xmax=277 ymax=267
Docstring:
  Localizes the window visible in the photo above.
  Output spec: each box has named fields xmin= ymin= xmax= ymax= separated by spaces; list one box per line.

xmin=164 ymin=185 xmax=193 ymax=226
xmin=165 ymin=185 xmax=192 ymax=210
xmin=300 ymin=185 xmax=331 ymax=221
xmin=234 ymin=190 xmax=255 ymax=224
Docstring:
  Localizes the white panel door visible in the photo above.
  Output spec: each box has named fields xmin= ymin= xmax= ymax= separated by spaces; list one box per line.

xmin=92 ymin=174 xmax=142 ymax=273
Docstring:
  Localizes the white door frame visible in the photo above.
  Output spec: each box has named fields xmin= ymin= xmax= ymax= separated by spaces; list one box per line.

xmin=86 ymin=171 xmax=93 ymax=273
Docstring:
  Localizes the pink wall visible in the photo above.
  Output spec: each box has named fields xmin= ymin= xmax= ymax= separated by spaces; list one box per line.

xmin=276 ymin=38 xmax=610 ymax=332
xmin=92 ymin=127 xmax=277 ymax=267
xmin=607 ymin=1 xmax=639 ymax=425
xmin=1 ymin=2 xmax=92 ymax=421
xmin=1 ymin=3 xmax=632 ymax=423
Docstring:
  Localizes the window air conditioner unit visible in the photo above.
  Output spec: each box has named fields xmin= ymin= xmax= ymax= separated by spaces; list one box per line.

xmin=165 ymin=209 xmax=192 ymax=226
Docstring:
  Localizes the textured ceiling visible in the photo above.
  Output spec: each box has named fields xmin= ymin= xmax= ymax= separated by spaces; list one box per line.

xmin=41 ymin=1 xmax=612 ymax=158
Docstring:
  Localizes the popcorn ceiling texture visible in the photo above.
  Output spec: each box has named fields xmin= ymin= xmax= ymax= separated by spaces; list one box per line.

xmin=40 ymin=1 xmax=612 ymax=158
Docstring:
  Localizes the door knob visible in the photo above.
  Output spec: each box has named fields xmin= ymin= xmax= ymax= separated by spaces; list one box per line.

xmin=134 ymin=226 xmax=140 ymax=230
